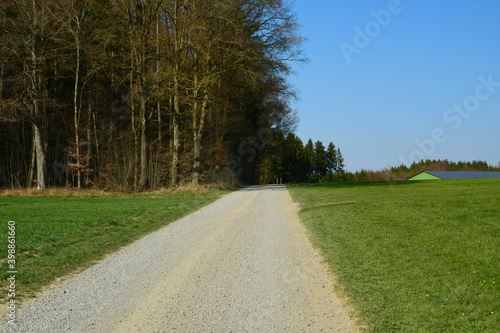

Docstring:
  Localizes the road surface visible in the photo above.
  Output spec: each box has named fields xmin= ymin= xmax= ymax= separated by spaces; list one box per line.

xmin=1 ymin=185 xmax=359 ymax=332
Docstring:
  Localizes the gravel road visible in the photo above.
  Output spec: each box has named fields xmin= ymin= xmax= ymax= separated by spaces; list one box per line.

xmin=1 ymin=185 xmax=358 ymax=332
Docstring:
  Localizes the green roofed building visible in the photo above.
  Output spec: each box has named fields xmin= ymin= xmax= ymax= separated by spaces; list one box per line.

xmin=407 ymin=171 xmax=500 ymax=181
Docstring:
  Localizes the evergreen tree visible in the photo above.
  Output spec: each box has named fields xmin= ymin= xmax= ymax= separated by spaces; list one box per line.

xmin=326 ymin=142 xmax=337 ymax=174
xmin=313 ymin=140 xmax=327 ymax=177
xmin=282 ymin=133 xmax=307 ymax=183
xmin=303 ymin=139 xmax=314 ymax=179
xmin=336 ymin=147 xmax=345 ymax=175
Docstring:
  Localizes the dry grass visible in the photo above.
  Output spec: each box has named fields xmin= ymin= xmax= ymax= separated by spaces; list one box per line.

xmin=0 ymin=184 xmax=231 ymax=198
xmin=0 ymin=187 xmax=112 ymax=197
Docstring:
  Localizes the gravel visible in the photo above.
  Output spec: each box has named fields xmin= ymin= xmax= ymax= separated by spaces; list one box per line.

xmin=1 ymin=185 xmax=359 ymax=332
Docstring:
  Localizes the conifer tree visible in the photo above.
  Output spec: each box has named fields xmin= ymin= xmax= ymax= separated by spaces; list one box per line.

xmin=326 ymin=142 xmax=337 ymax=174
xmin=303 ymin=139 xmax=314 ymax=179
xmin=313 ymin=140 xmax=327 ymax=177
xmin=336 ymin=147 xmax=345 ymax=175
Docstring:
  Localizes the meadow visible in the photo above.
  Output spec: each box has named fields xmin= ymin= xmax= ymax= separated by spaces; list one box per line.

xmin=0 ymin=188 xmax=230 ymax=301
xmin=289 ymin=179 xmax=499 ymax=332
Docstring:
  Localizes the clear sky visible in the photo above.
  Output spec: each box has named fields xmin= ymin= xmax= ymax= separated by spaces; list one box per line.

xmin=289 ymin=0 xmax=500 ymax=172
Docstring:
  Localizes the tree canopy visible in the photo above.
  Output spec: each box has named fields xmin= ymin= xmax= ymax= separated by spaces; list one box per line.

xmin=0 ymin=0 xmax=306 ymax=190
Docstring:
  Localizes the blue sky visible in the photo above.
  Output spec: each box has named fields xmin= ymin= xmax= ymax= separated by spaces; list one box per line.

xmin=289 ymin=0 xmax=500 ymax=172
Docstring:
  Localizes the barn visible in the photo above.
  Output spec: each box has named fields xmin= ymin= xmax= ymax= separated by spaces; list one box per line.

xmin=407 ymin=171 xmax=500 ymax=181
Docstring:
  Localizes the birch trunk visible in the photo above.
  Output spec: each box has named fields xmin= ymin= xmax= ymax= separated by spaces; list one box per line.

xmin=33 ymin=120 xmax=47 ymax=190
xmin=30 ymin=45 xmax=47 ymax=190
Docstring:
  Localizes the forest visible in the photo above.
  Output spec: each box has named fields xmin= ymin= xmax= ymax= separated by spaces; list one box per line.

xmin=0 ymin=0 xmax=309 ymax=190
xmin=352 ymin=159 xmax=500 ymax=182
xmin=3 ymin=1 xmax=495 ymax=191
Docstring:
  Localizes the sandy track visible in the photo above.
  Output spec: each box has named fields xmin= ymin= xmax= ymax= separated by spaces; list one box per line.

xmin=1 ymin=185 xmax=358 ymax=332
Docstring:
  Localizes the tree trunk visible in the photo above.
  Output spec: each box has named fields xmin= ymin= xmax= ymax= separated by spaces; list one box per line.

xmin=170 ymin=2 xmax=181 ymax=188
xmin=33 ymin=120 xmax=47 ymax=190
xmin=28 ymin=133 xmax=36 ymax=187
xmin=139 ymin=98 xmax=147 ymax=189
xmin=73 ymin=36 xmax=81 ymax=189
xmin=86 ymin=92 xmax=93 ymax=186
xmin=29 ymin=31 xmax=47 ymax=190
xmin=155 ymin=101 xmax=162 ymax=186
xmin=154 ymin=14 xmax=162 ymax=187
xmin=170 ymin=77 xmax=180 ymax=188
xmin=130 ymin=61 xmax=138 ymax=190
xmin=0 ymin=62 xmax=4 ymax=104
xmin=192 ymin=92 xmax=208 ymax=186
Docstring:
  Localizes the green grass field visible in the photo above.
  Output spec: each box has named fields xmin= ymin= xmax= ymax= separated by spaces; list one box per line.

xmin=289 ymin=179 xmax=499 ymax=332
xmin=0 ymin=189 xmax=230 ymax=301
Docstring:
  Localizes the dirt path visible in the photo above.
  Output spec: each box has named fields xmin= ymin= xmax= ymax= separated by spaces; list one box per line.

xmin=1 ymin=185 xmax=359 ymax=332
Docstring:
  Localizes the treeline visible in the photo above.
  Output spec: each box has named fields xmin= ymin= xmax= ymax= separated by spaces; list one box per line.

xmin=353 ymin=159 xmax=500 ymax=182
xmin=254 ymin=133 xmax=346 ymax=184
xmin=0 ymin=0 xmax=304 ymax=190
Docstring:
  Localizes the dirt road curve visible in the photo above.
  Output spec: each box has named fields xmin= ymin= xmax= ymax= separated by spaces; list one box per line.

xmin=2 ymin=185 xmax=359 ymax=333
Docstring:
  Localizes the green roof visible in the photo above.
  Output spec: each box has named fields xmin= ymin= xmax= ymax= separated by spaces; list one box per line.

xmin=407 ymin=171 xmax=500 ymax=181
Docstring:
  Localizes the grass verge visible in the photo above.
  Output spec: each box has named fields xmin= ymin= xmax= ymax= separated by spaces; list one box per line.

xmin=0 ymin=188 xmax=231 ymax=301
xmin=288 ymin=179 xmax=499 ymax=332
